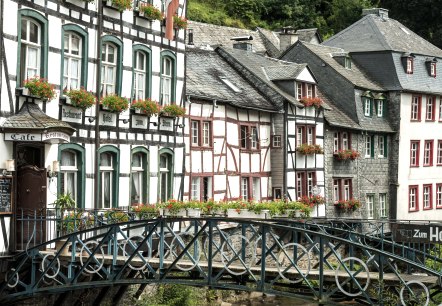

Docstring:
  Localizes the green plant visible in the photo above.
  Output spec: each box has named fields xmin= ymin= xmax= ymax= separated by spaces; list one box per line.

xmin=24 ymin=77 xmax=56 ymax=101
xmin=334 ymin=149 xmax=360 ymax=160
xmin=157 ymin=199 xmax=187 ymax=215
xmin=131 ymin=99 xmax=161 ymax=116
xmin=299 ymin=96 xmax=323 ymax=108
xmin=104 ymin=210 xmax=130 ymax=223
xmin=299 ymin=195 xmax=325 ymax=207
xmin=160 ymin=104 xmax=186 ymax=117
xmin=139 ymin=3 xmax=163 ymax=20
xmin=108 ymin=0 xmax=132 ymax=11
xmin=334 ymin=199 xmax=361 ymax=211
xmin=173 ymin=15 xmax=188 ymax=29
xmin=201 ymin=199 xmax=224 ymax=215
xmin=131 ymin=204 xmax=159 ymax=219
xmin=101 ymin=94 xmax=129 ymax=113
xmin=54 ymin=193 xmax=76 ymax=210
xmin=296 ymin=144 xmax=324 ymax=155
xmin=64 ymin=88 xmax=95 ymax=110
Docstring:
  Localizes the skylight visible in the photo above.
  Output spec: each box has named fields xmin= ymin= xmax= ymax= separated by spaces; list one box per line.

xmin=220 ymin=77 xmax=241 ymax=93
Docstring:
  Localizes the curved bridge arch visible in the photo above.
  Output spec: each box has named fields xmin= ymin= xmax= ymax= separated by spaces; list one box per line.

xmin=1 ymin=217 xmax=442 ymax=305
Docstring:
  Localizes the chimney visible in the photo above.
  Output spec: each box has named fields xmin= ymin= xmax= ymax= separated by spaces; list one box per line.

xmin=362 ymin=8 xmax=389 ymax=19
xmin=231 ymin=36 xmax=253 ymax=51
xmin=279 ymin=26 xmax=298 ymax=53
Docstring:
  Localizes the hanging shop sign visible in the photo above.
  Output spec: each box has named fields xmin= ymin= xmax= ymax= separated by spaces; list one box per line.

xmin=392 ymin=223 xmax=442 ymax=243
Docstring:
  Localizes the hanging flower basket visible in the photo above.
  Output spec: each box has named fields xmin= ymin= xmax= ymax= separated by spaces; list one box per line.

xmin=131 ymin=99 xmax=161 ymax=116
xmin=138 ymin=3 xmax=163 ymax=20
xmin=334 ymin=149 xmax=360 ymax=161
xmin=299 ymin=97 xmax=323 ymax=108
xmin=334 ymin=199 xmax=361 ymax=212
xmin=64 ymin=88 xmax=95 ymax=110
xmin=296 ymin=144 xmax=324 ymax=155
xmin=101 ymin=94 xmax=129 ymax=113
xmin=159 ymin=104 xmax=186 ymax=117
xmin=173 ymin=15 xmax=188 ymax=30
xmin=23 ymin=77 xmax=56 ymax=101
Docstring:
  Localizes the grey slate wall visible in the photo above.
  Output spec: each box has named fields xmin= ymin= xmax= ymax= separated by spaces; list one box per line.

xmin=271 ymin=112 xmax=285 ymax=196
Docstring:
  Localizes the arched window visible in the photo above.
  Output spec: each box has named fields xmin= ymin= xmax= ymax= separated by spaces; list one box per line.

xmin=101 ymin=36 xmax=123 ymax=96
xmin=160 ymin=51 xmax=176 ymax=105
xmin=18 ymin=10 xmax=48 ymax=86
xmin=132 ymin=45 xmax=152 ymax=101
xmin=158 ymin=148 xmax=174 ymax=202
xmin=131 ymin=147 xmax=149 ymax=204
xmin=98 ymin=146 xmax=119 ymax=208
xmin=61 ymin=25 xmax=88 ymax=91
xmin=58 ymin=144 xmax=85 ymax=208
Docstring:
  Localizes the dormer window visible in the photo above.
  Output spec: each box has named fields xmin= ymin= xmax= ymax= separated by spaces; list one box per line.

xmin=345 ymin=57 xmax=352 ymax=69
xmin=406 ymin=57 xmax=413 ymax=74
xmin=426 ymin=58 xmax=437 ymax=77
xmin=362 ymin=91 xmax=374 ymax=117
xmin=431 ymin=62 xmax=436 ymax=77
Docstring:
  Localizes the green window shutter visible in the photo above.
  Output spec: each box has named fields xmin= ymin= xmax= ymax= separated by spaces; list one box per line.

xmin=371 ymin=135 xmax=375 ymax=158
xmin=382 ymin=100 xmax=387 ymax=117
xmin=370 ymin=99 xmax=373 ymax=117
xmin=384 ymin=135 xmax=388 ymax=158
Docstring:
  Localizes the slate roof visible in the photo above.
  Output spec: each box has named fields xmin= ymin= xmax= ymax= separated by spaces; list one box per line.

xmin=320 ymin=93 xmax=360 ymax=130
xmin=188 ymin=21 xmax=268 ymax=54
xmin=296 ymin=28 xmax=322 ymax=44
xmin=323 ymin=13 xmax=442 ymax=57
xmin=216 ymin=46 xmax=315 ymax=108
xmin=1 ymin=102 xmax=75 ymax=133
xmin=256 ymin=27 xmax=281 ymax=58
xmin=264 ymin=64 xmax=307 ymax=81
xmin=186 ymin=49 xmax=279 ymax=112
xmin=299 ymin=42 xmax=384 ymax=91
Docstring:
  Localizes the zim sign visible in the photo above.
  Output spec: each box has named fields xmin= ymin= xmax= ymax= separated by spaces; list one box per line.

xmin=392 ymin=224 xmax=442 ymax=243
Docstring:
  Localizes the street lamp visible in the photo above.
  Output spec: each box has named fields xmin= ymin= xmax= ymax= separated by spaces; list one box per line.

xmin=312 ymin=185 xmax=321 ymax=217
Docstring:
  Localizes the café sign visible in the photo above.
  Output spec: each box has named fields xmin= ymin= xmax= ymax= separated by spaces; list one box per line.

xmin=392 ymin=223 xmax=442 ymax=243
xmin=5 ymin=132 xmax=70 ymax=143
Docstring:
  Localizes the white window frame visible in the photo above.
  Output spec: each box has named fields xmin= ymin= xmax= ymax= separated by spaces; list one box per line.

xmin=202 ymin=122 xmax=210 ymax=146
xmin=423 ymin=185 xmax=431 ymax=209
xmin=296 ymin=127 xmax=304 ymax=147
xmin=365 ymin=135 xmax=371 ymax=158
xmin=431 ymin=62 xmax=436 ymax=77
xmin=63 ymin=32 xmax=82 ymax=91
xmin=241 ymin=178 xmax=249 ymax=201
xmin=133 ymin=51 xmax=146 ymax=100
xmin=426 ymin=96 xmax=434 ymax=121
xmin=306 ymin=84 xmax=313 ymax=98
xmin=439 ymin=98 xmax=442 ymax=121
xmin=409 ymin=187 xmax=417 ymax=210
xmin=191 ymin=177 xmax=200 ymax=200
xmin=379 ymin=194 xmax=387 ymax=217
xmin=272 ymin=135 xmax=281 ymax=148
xmin=366 ymin=194 xmax=374 ymax=219
xmin=297 ymin=82 xmax=303 ymax=100
xmin=100 ymin=153 xmax=114 ymax=209
xmin=438 ymin=141 xmax=442 ymax=165
xmin=411 ymin=96 xmax=420 ymax=121
xmin=297 ymin=173 xmax=304 ymax=199
xmin=252 ymin=177 xmax=260 ymax=201
xmin=101 ymin=42 xmax=117 ymax=95
xmin=333 ymin=132 xmax=339 ymax=152
xmin=60 ymin=150 xmax=78 ymax=203
xmin=343 ymin=179 xmax=351 ymax=201
xmin=363 ymin=97 xmax=371 ymax=116
xmin=424 ymin=140 xmax=432 ymax=166
xmin=191 ymin=120 xmax=199 ymax=146
xmin=251 ymin=127 xmax=258 ymax=149
xmin=410 ymin=141 xmax=419 ymax=166
xmin=407 ymin=57 xmax=413 ymax=73
xmin=21 ymin=18 xmax=41 ymax=83
xmin=333 ymin=179 xmax=339 ymax=203
xmin=161 ymin=57 xmax=172 ymax=105
xmin=436 ymin=184 xmax=442 ymax=208
xmin=131 ymin=152 xmax=144 ymax=204
xmin=342 ymin=132 xmax=349 ymax=150
xmin=378 ymin=136 xmax=385 ymax=158
xmin=376 ymin=100 xmax=383 ymax=117
xmin=159 ymin=154 xmax=170 ymax=202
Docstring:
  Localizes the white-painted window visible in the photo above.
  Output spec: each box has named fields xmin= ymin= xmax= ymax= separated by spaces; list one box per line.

xmin=203 ymin=122 xmax=210 ymax=146
xmin=410 ymin=141 xmax=420 ymax=166
xmin=344 ymin=179 xmax=351 ymax=201
xmin=133 ymin=51 xmax=146 ymax=100
xmin=307 ymin=127 xmax=314 ymax=145
xmin=333 ymin=179 xmax=339 ymax=202
xmin=63 ymin=32 xmax=81 ymax=90
xmin=241 ymin=178 xmax=249 ymax=200
xmin=366 ymin=194 xmax=374 ymax=219
xmin=345 ymin=57 xmax=352 ymax=69
xmin=376 ymin=100 xmax=383 ymax=117
xmin=131 ymin=152 xmax=145 ymax=204
xmin=363 ymin=97 xmax=371 ymax=116
xmin=20 ymin=18 xmax=40 ymax=84
xmin=342 ymin=132 xmax=349 ymax=150
xmin=365 ymin=135 xmax=372 ymax=158
xmin=307 ymin=84 xmax=313 ymax=98
xmin=161 ymin=57 xmax=172 ymax=105
xmin=436 ymin=184 xmax=442 ymax=208
xmin=60 ymin=150 xmax=78 ymax=203
xmin=272 ymin=135 xmax=281 ymax=148
xmin=379 ymin=194 xmax=387 ymax=217
xmin=431 ymin=62 xmax=436 ymax=77
xmin=423 ymin=185 xmax=432 ymax=209
xmin=423 ymin=140 xmax=433 ymax=166
xmin=307 ymin=172 xmax=314 ymax=196
xmin=296 ymin=127 xmax=304 ymax=147
xmin=252 ymin=178 xmax=260 ymax=201
xmin=439 ymin=98 xmax=442 ymax=121
xmin=191 ymin=177 xmax=200 ymax=200
xmin=159 ymin=153 xmax=171 ymax=202
xmin=406 ymin=57 xmax=413 ymax=74
xmin=191 ymin=120 xmax=199 ymax=146
xmin=100 ymin=152 xmax=114 ymax=209
xmin=437 ymin=141 xmax=442 ymax=165
xmin=426 ymin=96 xmax=435 ymax=121
xmin=101 ymin=43 xmax=117 ymax=95
xmin=378 ymin=136 xmax=385 ymax=158
xmin=333 ymin=132 xmax=339 ymax=152
xmin=409 ymin=186 xmax=417 ymax=211
xmin=251 ymin=127 xmax=258 ymax=149
xmin=297 ymin=82 xmax=303 ymax=99
xmin=296 ymin=173 xmax=303 ymax=199
xmin=411 ymin=96 xmax=421 ymax=121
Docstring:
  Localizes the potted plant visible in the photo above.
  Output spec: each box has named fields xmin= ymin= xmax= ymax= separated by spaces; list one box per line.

xmin=296 ymin=144 xmax=324 ymax=155
xmin=173 ymin=15 xmax=188 ymax=30
xmin=157 ymin=199 xmax=188 ymax=217
xmin=334 ymin=149 xmax=360 ymax=161
xmin=131 ymin=203 xmax=159 ymax=219
xmin=299 ymin=96 xmax=323 ymax=108
xmin=159 ymin=104 xmax=186 ymax=117
xmin=131 ymin=99 xmax=161 ymax=116
xmin=105 ymin=0 xmax=132 ymax=11
xmin=101 ymin=94 xmax=129 ymax=113
xmin=64 ymin=88 xmax=96 ymax=110
xmin=138 ymin=3 xmax=163 ymax=20
xmin=23 ymin=77 xmax=56 ymax=101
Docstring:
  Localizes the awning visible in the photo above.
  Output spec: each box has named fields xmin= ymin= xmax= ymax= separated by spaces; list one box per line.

xmin=1 ymin=102 xmax=75 ymax=144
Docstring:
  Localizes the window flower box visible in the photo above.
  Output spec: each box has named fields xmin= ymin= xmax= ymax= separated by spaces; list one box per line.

xmin=101 ymin=94 xmax=129 ymax=113
xmin=296 ymin=144 xmax=324 ymax=155
xmin=131 ymin=204 xmax=159 ymax=220
xmin=226 ymin=208 xmax=269 ymax=219
xmin=64 ymin=88 xmax=96 ymax=110
xmin=333 ymin=149 xmax=360 ymax=161
xmin=334 ymin=199 xmax=361 ymax=212
xmin=131 ymin=99 xmax=161 ymax=116
xmin=138 ymin=3 xmax=163 ymax=21
xmin=173 ymin=15 xmax=188 ymax=30
xmin=23 ymin=77 xmax=56 ymax=101
xmin=299 ymin=96 xmax=323 ymax=108
xmin=299 ymin=195 xmax=325 ymax=207
xmin=159 ymin=104 xmax=186 ymax=117
xmin=105 ymin=0 xmax=132 ymax=12
xmin=159 ymin=208 xmax=187 ymax=217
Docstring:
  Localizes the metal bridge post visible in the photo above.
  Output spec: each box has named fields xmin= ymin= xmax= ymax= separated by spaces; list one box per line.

xmin=207 ymin=219 xmax=213 ymax=287
xmin=258 ymin=224 xmax=266 ymax=292
xmin=319 ymin=236 xmax=324 ymax=302
xmin=159 ymin=218 xmax=165 ymax=277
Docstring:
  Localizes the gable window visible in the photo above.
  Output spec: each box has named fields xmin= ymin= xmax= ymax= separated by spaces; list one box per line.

xmin=431 ymin=62 xmax=437 ymax=77
xmin=58 ymin=144 xmax=85 ymax=208
xmin=296 ymin=125 xmax=315 ymax=147
xmin=159 ymin=149 xmax=173 ymax=202
xmin=297 ymin=82 xmax=303 ymax=99
xmin=271 ymin=135 xmax=281 ymax=148
xmin=409 ymin=185 xmax=418 ymax=211
xmin=426 ymin=96 xmax=435 ymax=121
xmin=191 ymin=176 xmax=212 ymax=202
xmin=379 ymin=194 xmax=387 ymax=218
xmin=18 ymin=11 xmax=49 ymax=86
xmin=98 ymin=146 xmax=119 ymax=209
xmin=345 ymin=57 xmax=352 ymax=69
xmin=375 ymin=99 xmax=384 ymax=117
xmin=240 ymin=125 xmax=259 ymax=150
xmin=406 ymin=57 xmax=413 ymax=74
xmin=378 ymin=135 xmax=387 ymax=158
xmin=191 ymin=120 xmax=212 ymax=147
xmin=363 ymin=97 xmax=372 ymax=117
xmin=411 ymin=96 xmax=421 ymax=121
xmin=439 ymin=98 xmax=442 ymax=121
xmin=306 ymin=84 xmax=313 ymax=98
xmin=160 ymin=51 xmax=176 ymax=105
xmin=251 ymin=127 xmax=258 ymax=149
xmin=423 ymin=140 xmax=433 ymax=166
xmin=410 ymin=140 xmax=420 ymax=167
xmin=423 ymin=184 xmax=432 ymax=210
xmin=364 ymin=135 xmax=374 ymax=158
xmin=333 ymin=178 xmax=352 ymax=202
xmin=366 ymin=194 xmax=374 ymax=219
xmin=436 ymin=184 xmax=442 ymax=208
xmin=334 ymin=131 xmax=351 ymax=152
xmin=437 ymin=140 xmax=442 ymax=166
xmin=131 ymin=148 xmax=148 ymax=204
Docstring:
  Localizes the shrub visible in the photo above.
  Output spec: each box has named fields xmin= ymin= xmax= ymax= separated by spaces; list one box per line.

xmin=24 ymin=77 xmax=56 ymax=101
xmin=64 ymin=88 xmax=95 ymax=110
xmin=101 ymin=94 xmax=129 ymax=113
xmin=160 ymin=104 xmax=186 ymax=117
xmin=131 ymin=99 xmax=161 ymax=116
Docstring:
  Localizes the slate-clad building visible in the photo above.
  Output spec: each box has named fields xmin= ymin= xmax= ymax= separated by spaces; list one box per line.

xmin=0 ymin=0 xmax=186 ymax=251
xmin=281 ymin=41 xmax=394 ymax=219
xmin=323 ymin=8 xmax=442 ymax=220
